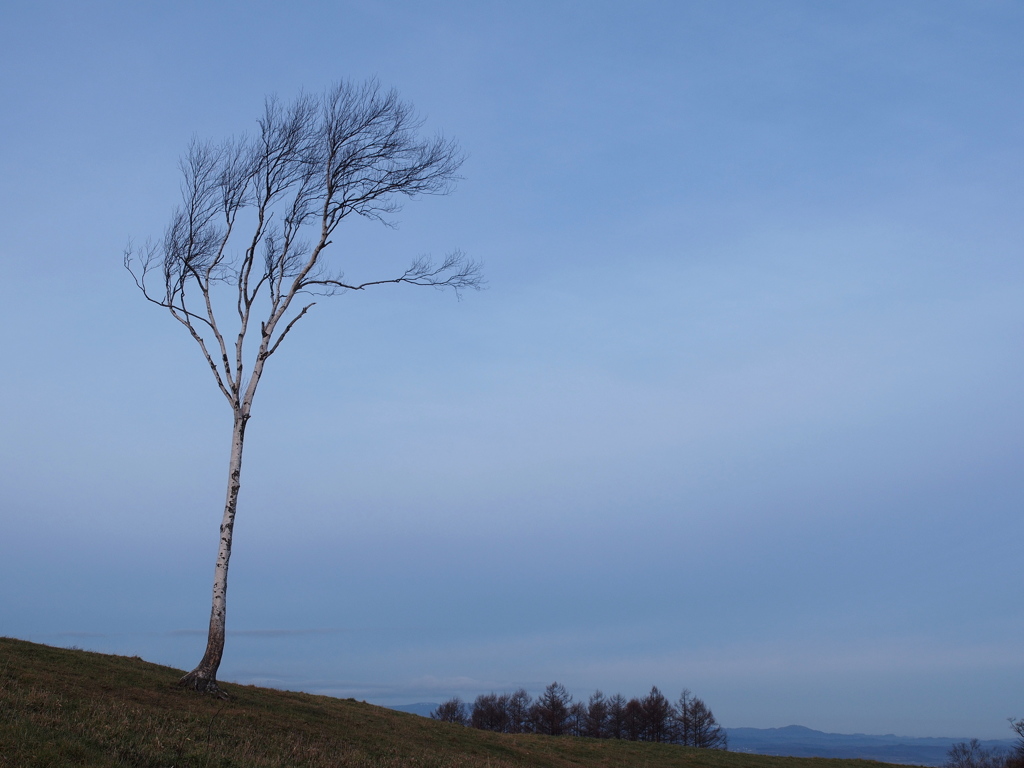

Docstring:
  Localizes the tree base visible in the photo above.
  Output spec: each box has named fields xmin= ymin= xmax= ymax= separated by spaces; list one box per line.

xmin=178 ymin=668 xmax=230 ymax=698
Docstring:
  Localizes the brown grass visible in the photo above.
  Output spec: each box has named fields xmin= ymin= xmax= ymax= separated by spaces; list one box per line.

xmin=0 ymin=637 xmax=911 ymax=767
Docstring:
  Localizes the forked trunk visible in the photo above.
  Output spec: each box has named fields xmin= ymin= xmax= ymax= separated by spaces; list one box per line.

xmin=179 ymin=409 xmax=248 ymax=695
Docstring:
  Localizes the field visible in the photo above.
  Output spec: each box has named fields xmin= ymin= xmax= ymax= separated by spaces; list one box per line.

xmin=1 ymin=637 xmax=915 ymax=768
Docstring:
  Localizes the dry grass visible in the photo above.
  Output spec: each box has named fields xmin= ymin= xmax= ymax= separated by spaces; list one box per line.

xmin=1 ymin=637 xmax=909 ymax=768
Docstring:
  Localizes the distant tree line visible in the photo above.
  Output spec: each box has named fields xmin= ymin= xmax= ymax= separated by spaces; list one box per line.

xmin=945 ymin=719 xmax=1024 ymax=768
xmin=431 ymin=683 xmax=727 ymax=749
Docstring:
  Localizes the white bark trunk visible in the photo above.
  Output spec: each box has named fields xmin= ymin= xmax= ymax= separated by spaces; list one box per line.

xmin=179 ymin=408 xmax=248 ymax=694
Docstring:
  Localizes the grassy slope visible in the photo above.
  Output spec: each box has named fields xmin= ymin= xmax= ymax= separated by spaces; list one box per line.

xmin=1 ymin=637 xmax=910 ymax=768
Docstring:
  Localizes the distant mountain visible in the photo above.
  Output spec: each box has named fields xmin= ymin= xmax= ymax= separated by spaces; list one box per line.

xmin=386 ymin=709 xmax=1016 ymax=767
xmin=726 ymin=725 xmax=1017 ymax=767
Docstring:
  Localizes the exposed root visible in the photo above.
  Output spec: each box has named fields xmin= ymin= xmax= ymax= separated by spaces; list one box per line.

xmin=178 ymin=669 xmax=230 ymax=699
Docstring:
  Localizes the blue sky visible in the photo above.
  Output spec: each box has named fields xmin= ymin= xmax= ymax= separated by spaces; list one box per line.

xmin=1 ymin=0 xmax=1021 ymax=740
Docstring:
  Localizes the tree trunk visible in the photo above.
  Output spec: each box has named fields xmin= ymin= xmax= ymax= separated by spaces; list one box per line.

xmin=179 ymin=409 xmax=248 ymax=695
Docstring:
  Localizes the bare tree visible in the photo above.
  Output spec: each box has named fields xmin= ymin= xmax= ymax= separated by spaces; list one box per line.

xmin=568 ymin=700 xmax=588 ymax=737
xmin=675 ymin=689 xmax=728 ymax=750
xmin=506 ymin=688 xmax=534 ymax=734
xmin=125 ymin=80 xmax=480 ymax=694
xmin=641 ymin=685 xmax=674 ymax=743
xmin=945 ymin=739 xmax=1010 ymax=768
xmin=530 ymin=682 xmax=573 ymax=736
xmin=623 ymin=697 xmax=645 ymax=741
xmin=1008 ymin=719 xmax=1024 ymax=768
xmin=605 ymin=693 xmax=628 ymax=739
xmin=584 ymin=690 xmax=609 ymax=739
xmin=674 ymin=689 xmax=694 ymax=746
xmin=471 ymin=693 xmax=511 ymax=732
xmin=1013 ymin=719 xmax=1024 ymax=743
xmin=431 ymin=698 xmax=469 ymax=726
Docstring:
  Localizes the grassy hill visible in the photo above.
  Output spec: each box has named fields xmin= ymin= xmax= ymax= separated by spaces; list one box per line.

xmin=1 ymin=637 xmax=915 ymax=768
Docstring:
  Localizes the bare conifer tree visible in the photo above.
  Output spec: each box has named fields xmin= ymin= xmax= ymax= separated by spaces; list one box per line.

xmin=1006 ymin=719 xmax=1024 ymax=768
xmin=125 ymin=80 xmax=481 ymax=694
xmin=506 ymin=688 xmax=534 ymax=734
xmin=431 ymin=698 xmax=469 ymax=726
xmin=623 ymin=697 xmax=645 ymax=741
xmin=641 ymin=685 xmax=673 ymax=742
xmin=584 ymin=690 xmax=609 ymax=738
xmin=471 ymin=693 xmax=511 ymax=732
xmin=606 ymin=693 xmax=628 ymax=739
xmin=675 ymin=689 xmax=728 ymax=750
xmin=568 ymin=700 xmax=588 ymax=737
xmin=530 ymin=682 xmax=573 ymax=736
